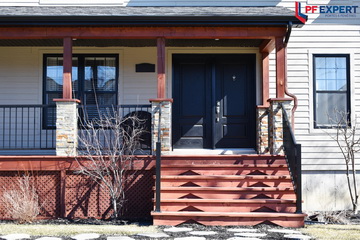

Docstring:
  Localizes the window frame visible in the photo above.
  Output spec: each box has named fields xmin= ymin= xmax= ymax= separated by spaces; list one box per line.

xmin=313 ymin=54 xmax=351 ymax=129
xmin=43 ymin=54 xmax=119 ymax=128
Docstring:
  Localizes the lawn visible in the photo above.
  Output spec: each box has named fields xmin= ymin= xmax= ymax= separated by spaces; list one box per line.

xmin=0 ymin=224 xmax=159 ymax=237
xmin=301 ymin=224 xmax=360 ymax=240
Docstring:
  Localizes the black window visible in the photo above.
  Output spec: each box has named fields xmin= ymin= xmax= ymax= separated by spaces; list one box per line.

xmin=313 ymin=54 xmax=350 ymax=128
xmin=43 ymin=54 xmax=118 ymax=127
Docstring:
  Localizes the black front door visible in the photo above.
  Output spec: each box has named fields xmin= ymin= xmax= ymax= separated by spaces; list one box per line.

xmin=172 ymin=54 xmax=256 ymax=149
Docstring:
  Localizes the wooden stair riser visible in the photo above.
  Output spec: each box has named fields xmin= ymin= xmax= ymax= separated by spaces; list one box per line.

xmin=162 ymin=169 xmax=290 ymax=176
xmin=157 ymin=202 xmax=296 ymax=212
xmin=160 ymin=192 xmax=296 ymax=199
xmin=153 ymin=215 xmax=305 ymax=227
xmin=160 ymin=179 xmax=293 ymax=188
xmin=161 ymin=158 xmax=287 ymax=165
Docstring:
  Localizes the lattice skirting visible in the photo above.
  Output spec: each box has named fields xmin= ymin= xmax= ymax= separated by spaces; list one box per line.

xmin=0 ymin=170 xmax=154 ymax=220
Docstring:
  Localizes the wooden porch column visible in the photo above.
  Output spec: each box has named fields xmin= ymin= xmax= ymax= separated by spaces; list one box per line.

xmin=275 ymin=37 xmax=285 ymax=98
xmin=63 ymin=37 xmax=73 ymax=99
xmin=157 ymin=37 xmax=166 ymax=99
xmin=262 ymin=52 xmax=270 ymax=106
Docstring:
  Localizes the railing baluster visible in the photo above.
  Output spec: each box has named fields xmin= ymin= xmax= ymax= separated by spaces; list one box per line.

xmin=0 ymin=105 xmax=57 ymax=151
xmin=9 ymin=107 xmax=12 ymax=148
xmin=2 ymin=107 xmax=5 ymax=149
xmin=21 ymin=107 xmax=24 ymax=149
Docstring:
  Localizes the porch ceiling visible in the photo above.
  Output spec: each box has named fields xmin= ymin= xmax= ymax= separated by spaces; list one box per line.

xmin=0 ymin=39 xmax=263 ymax=47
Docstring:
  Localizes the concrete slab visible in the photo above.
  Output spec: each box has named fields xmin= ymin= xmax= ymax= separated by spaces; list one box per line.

xmin=1 ymin=234 xmax=31 ymax=240
xmin=36 ymin=237 xmax=62 ymax=240
xmin=234 ymin=233 xmax=267 ymax=238
xmin=107 ymin=237 xmax=135 ymax=240
xmin=71 ymin=233 xmax=100 ymax=240
xmin=163 ymin=227 xmax=193 ymax=233
xmin=268 ymin=229 xmax=302 ymax=234
xmin=227 ymin=228 xmax=258 ymax=233
xmin=227 ymin=237 xmax=261 ymax=240
xmin=137 ymin=233 xmax=169 ymax=238
xmin=284 ymin=234 xmax=312 ymax=240
xmin=189 ymin=231 xmax=218 ymax=236
xmin=174 ymin=237 xmax=206 ymax=240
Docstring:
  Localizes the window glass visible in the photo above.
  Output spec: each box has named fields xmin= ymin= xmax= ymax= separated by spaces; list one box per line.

xmin=314 ymin=55 xmax=349 ymax=128
xmin=44 ymin=54 xmax=118 ymax=127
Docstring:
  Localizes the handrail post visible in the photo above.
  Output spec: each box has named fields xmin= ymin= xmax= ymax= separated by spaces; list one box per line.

xmin=155 ymin=102 xmax=162 ymax=212
xmin=296 ymin=143 xmax=302 ymax=213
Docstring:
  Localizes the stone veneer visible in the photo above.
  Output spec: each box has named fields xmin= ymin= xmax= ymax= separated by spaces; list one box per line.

xmin=257 ymin=106 xmax=270 ymax=154
xmin=55 ymin=100 xmax=79 ymax=156
xmin=257 ymin=99 xmax=292 ymax=155
xmin=150 ymin=99 xmax=173 ymax=155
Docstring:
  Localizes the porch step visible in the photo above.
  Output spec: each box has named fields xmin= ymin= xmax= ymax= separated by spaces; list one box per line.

xmin=152 ymin=211 xmax=307 ymax=228
xmin=161 ymin=155 xmax=287 ymax=165
xmin=151 ymin=155 xmax=305 ymax=227
xmin=161 ymin=164 xmax=289 ymax=175
xmin=159 ymin=175 xmax=292 ymax=187
xmin=159 ymin=199 xmax=296 ymax=212
xmin=157 ymin=186 xmax=295 ymax=199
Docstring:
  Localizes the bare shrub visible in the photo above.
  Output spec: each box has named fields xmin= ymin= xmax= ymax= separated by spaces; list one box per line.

xmin=326 ymin=110 xmax=359 ymax=214
xmin=1 ymin=175 xmax=40 ymax=223
xmin=308 ymin=211 xmax=350 ymax=224
xmin=76 ymin=107 xmax=146 ymax=219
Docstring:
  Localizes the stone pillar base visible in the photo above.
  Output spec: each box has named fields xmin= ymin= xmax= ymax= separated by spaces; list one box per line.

xmin=257 ymin=106 xmax=270 ymax=154
xmin=268 ymin=98 xmax=292 ymax=155
xmin=54 ymin=99 xmax=80 ymax=156
xmin=150 ymin=99 xmax=173 ymax=155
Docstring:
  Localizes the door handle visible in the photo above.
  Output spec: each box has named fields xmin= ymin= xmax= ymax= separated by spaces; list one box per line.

xmin=216 ymin=101 xmax=220 ymax=122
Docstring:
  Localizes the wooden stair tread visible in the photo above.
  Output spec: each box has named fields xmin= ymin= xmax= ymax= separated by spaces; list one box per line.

xmin=162 ymin=155 xmax=285 ymax=159
xmin=152 ymin=211 xmax=306 ymax=218
xmin=159 ymin=175 xmax=291 ymax=180
xmin=159 ymin=199 xmax=296 ymax=203
xmin=157 ymin=186 xmax=294 ymax=191
xmin=161 ymin=164 xmax=287 ymax=168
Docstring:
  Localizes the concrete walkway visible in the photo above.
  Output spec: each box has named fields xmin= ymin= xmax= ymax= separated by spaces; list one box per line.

xmin=0 ymin=226 xmax=312 ymax=240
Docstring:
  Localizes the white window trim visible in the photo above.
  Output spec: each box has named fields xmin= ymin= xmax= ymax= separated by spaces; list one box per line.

xmin=308 ymin=49 xmax=356 ymax=134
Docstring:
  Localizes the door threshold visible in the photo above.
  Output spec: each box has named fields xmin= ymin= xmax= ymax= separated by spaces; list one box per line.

xmin=170 ymin=148 xmax=256 ymax=155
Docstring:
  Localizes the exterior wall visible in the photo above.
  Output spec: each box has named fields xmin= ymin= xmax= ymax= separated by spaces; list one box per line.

xmin=303 ymin=170 xmax=360 ymax=211
xmin=0 ymin=47 xmax=158 ymax=105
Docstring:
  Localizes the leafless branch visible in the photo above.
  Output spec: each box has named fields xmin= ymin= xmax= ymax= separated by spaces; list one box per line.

xmin=76 ymin=107 xmax=146 ymax=218
xmin=326 ymin=109 xmax=359 ymax=214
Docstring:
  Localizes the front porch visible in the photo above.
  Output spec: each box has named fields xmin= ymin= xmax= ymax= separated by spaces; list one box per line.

xmin=0 ymin=35 xmax=291 ymax=156
xmin=0 ymin=6 xmax=305 ymax=226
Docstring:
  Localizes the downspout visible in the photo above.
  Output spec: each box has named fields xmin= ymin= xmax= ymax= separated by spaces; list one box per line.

xmin=283 ymin=21 xmax=297 ymax=129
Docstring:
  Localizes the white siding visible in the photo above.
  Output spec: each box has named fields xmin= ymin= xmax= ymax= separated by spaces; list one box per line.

xmin=121 ymin=47 xmax=157 ymax=104
xmin=0 ymin=47 xmax=40 ymax=104
xmin=279 ymin=24 xmax=360 ymax=170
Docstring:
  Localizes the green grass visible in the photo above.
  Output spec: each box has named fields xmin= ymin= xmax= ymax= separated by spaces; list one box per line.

xmin=300 ymin=224 xmax=360 ymax=240
xmin=0 ymin=224 xmax=159 ymax=237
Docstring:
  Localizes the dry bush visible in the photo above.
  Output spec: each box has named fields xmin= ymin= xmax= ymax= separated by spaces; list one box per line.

xmin=1 ymin=175 xmax=40 ymax=223
xmin=77 ymin=108 xmax=145 ymax=219
xmin=308 ymin=211 xmax=350 ymax=225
